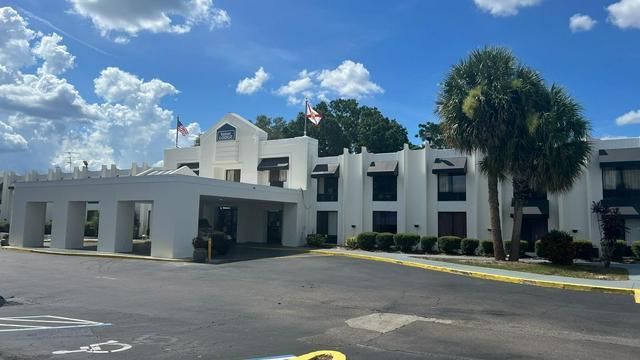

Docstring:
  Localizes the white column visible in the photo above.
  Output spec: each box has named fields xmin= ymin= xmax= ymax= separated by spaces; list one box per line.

xmin=98 ymin=200 xmax=135 ymax=253
xmin=150 ymin=192 xmax=199 ymax=258
xmin=282 ymin=202 xmax=305 ymax=246
xmin=51 ymin=201 xmax=86 ymax=249
xmin=19 ymin=202 xmax=46 ymax=247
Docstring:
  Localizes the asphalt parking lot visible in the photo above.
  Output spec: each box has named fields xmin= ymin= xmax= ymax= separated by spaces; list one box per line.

xmin=1 ymin=247 xmax=639 ymax=360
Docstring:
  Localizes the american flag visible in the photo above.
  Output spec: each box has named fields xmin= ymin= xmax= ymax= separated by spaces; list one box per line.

xmin=177 ymin=119 xmax=189 ymax=136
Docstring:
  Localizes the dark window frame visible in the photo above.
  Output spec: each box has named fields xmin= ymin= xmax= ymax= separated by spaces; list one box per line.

xmin=437 ymin=173 xmax=466 ymax=201
xmin=269 ymin=169 xmax=287 ymax=188
xmin=373 ymin=211 xmax=397 ymax=233
xmin=602 ymin=166 xmax=640 ymax=199
xmin=437 ymin=212 xmax=467 ymax=238
xmin=225 ymin=169 xmax=241 ymax=182
xmin=317 ymin=177 xmax=338 ymax=202
xmin=316 ymin=211 xmax=338 ymax=244
xmin=372 ymin=175 xmax=397 ymax=201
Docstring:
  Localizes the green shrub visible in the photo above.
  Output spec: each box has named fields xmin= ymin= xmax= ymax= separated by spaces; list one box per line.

xmin=460 ymin=238 xmax=480 ymax=255
xmin=612 ymin=240 xmax=627 ymax=261
xmin=504 ymin=240 xmax=528 ymax=257
xmin=394 ymin=233 xmax=420 ymax=253
xmin=84 ymin=220 xmax=99 ymax=237
xmin=192 ymin=237 xmax=208 ymax=249
xmin=375 ymin=233 xmax=395 ymax=251
xmin=0 ymin=220 xmax=9 ymax=232
xmin=438 ymin=236 xmax=462 ymax=255
xmin=538 ymin=230 xmax=575 ymax=265
xmin=573 ymin=240 xmax=594 ymax=261
xmin=212 ymin=231 xmax=232 ymax=255
xmin=345 ymin=236 xmax=358 ymax=249
xmin=306 ymin=233 xmax=327 ymax=247
xmin=479 ymin=240 xmax=493 ymax=256
xmin=535 ymin=240 xmax=544 ymax=258
xmin=631 ymin=241 xmax=640 ymax=260
xmin=357 ymin=232 xmax=377 ymax=251
xmin=420 ymin=236 xmax=438 ymax=253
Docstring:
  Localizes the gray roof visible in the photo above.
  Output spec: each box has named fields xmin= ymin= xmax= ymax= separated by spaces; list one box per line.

xmin=367 ymin=160 xmax=398 ymax=176
xmin=432 ymin=157 xmax=467 ymax=174
xmin=311 ymin=163 xmax=340 ymax=178
xmin=598 ymin=148 xmax=640 ymax=166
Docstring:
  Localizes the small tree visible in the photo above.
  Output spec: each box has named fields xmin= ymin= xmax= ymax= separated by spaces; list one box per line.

xmin=591 ymin=201 xmax=628 ymax=268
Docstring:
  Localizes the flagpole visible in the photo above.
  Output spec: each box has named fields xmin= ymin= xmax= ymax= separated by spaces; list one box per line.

xmin=175 ymin=115 xmax=179 ymax=148
xmin=303 ymin=98 xmax=307 ymax=137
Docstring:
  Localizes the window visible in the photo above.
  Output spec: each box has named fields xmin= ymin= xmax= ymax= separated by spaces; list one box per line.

xmin=373 ymin=211 xmax=397 ymax=233
xmin=438 ymin=212 xmax=467 ymax=238
xmin=602 ymin=166 xmax=640 ymax=198
xmin=437 ymin=174 xmax=466 ymax=201
xmin=372 ymin=176 xmax=397 ymax=201
xmin=178 ymin=162 xmax=199 ymax=176
xmin=269 ymin=169 xmax=287 ymax=187
xmin=225 ymin=169 xmax=241 ymax=182
xmin=317 ymin=211 xmax=338 ymax=244
xmin=317 ymin=177 xmax=338 ymax=202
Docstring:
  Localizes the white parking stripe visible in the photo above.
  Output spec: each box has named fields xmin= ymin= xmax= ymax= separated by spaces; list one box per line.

xmin=0 ymin=315 xmax=110 ymax=333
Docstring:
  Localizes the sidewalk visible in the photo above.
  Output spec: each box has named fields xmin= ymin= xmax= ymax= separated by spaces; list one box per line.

xmin=310 ymin=249 xmax=640 ymax=301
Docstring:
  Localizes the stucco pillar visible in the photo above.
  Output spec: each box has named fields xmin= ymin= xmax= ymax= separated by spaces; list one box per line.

xmin=51 ymin=201 xmax=86 ymax=249
xmin=98 ymin=200 xmax=134 ymax=253
xmin=150 ymin=192 xmax=199 ymax=258
xmin=17 ymin=202 xmax=46 ymax=247
xmin=282 ymin=202 xmax=305 ymax=246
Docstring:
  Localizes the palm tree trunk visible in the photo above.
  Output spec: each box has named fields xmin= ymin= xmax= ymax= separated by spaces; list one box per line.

xmin=488 ymin=173 xmax=506 ymax=261
xmin=510 ymin=178 xmax=527 ymax=261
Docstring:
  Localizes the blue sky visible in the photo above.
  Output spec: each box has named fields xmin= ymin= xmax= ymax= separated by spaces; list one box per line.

xmin=1 ymin=0 xmax=639 ymax=171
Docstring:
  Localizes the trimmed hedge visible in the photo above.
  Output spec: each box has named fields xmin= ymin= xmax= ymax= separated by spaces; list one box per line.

xmin=438 ymin=236 xmax=462 ymax=255
xmin=460 ymin=238 xmax=480 ymax=255
xmin=376 ymin=232 xmax=395 ymax=251
xmin=573 ymin=240 xmax=594 ymax=261
xmin=357 ymin=232 xmax=377 ymax=251
xmin=394 ymin=233 xmax=420 ymax=253
xmin=632 ymin=241 xmax=640 ymax=260
xmin=306 ymin=233 xmax=327 ymax=247
xmin=420 ymin=236 xmax=438 ymax=253
xmin=612 ymin=240 xmax=627 ymax=261
xmin=538 ymin=230 xmax=575 ymax=265
xmin=345 ymin=236 xmax=358 ymax=249
xmin=479 ymin=240 xmax=493 ymax=256
xmin=504 ymin=240 xmax=528 ymax=257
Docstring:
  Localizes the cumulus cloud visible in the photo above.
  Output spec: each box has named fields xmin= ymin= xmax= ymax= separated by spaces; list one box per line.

xmin=275 ymin=61 xmax=383 ymax=105
xmin=608 ymin=0 xmax=640 ymax=29
xmin=616 ymin=109 xmax=640 ymax=126
xmin=67 ymin=0 xmax=230 ymax=42
xmin=569 ymin=14 xmax=597 ymax=33
xmin=473 ymin=0 xmax=541 ymax=16
xmin=0 ymin=7 xmax=36 ymax=70
xmin=0 ymin=6 xmax=189 ymax=171
xmin=236 ymin=67 xmax=270 ymax=95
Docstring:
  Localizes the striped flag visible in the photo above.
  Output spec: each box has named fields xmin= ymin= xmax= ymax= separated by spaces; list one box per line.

xmin=177 ymin=119 xmax=189 ymax=136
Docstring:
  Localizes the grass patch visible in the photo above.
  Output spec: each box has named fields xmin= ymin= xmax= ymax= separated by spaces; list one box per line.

xmin=435 ymin=259 xmax=629 ymax=281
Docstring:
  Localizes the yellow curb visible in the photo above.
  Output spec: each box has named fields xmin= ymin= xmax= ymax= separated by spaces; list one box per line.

xmin=310 ymin=250 xmax=639 ymax=302
xmin=1 ymin=246 xmax=189 ymax=263
xmin=295 ymin=350 xmax=346 ymax=360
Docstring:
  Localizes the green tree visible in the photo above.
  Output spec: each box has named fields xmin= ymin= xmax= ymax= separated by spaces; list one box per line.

xmin=437 ymin=47 xmax=544 ymax=261
xmin=416 ymin=121 xmax=446 ymax=149
xmin=508 ymin=85 xmax=591 ymax=260
xmin=255 ymin=115 xmax=288 ymax=140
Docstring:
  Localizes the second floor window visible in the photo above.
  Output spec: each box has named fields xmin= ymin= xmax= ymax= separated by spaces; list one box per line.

xmin=225 ymin=169 xmax=241 ymax=182
xmin=438 ymin=174 xmax=466 ymax=201
xmin=269 ymin=169 xmax=287 ymax=187
xmin=372 ymin=175 xmax=397 ymax=201
xmin=317 ymin=177 xmax=338 ymax=202
xmin=603 ymin=167 xmax=640 ymax=198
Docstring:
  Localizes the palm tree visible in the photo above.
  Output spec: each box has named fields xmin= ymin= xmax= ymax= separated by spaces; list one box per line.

xmin=437 ymin=47 xmax=545 ymax=261
xmin=508 ymin=85 xmax=591 ymax=260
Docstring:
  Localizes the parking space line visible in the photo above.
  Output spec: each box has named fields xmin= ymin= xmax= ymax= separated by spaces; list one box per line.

xmin=0 ymin=315 xmax=110 ymax=333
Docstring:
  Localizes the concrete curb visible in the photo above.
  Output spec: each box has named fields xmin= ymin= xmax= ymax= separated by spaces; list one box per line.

xmin=309 ymin=249 xmax=640 ymax=303
xmin=1 ymin=246 xmax=189 ymax=262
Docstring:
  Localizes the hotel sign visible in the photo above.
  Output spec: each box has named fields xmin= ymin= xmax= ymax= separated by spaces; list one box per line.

xmin=216 ymin=123 xmax=236 ymax=141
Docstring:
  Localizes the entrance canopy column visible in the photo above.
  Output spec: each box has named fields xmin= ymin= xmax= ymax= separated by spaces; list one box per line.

xmin=51 ymin=201 xmax=86 ymax=250
xmin=282 ymin=202 xmax=305 ymax=247
xmin=98 ymin=200 xmax=135 ymax=253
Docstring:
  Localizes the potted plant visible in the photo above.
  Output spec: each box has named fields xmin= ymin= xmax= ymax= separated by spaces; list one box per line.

xmin=192 ymin=237 xmax=208 ymax=263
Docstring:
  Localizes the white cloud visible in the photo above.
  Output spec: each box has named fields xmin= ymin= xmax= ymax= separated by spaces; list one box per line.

xmin=275 ymin=62 xmax=383 ymax=105
xmin=0 ymin=120 xmax=28 ymax=152
xmin=0 ymin=7 xmax=182 ymax=171
xmin=616 ymin=109 xmax=640 ymax=125
xmin=166 ymin=121 xmax=201 ymax=148
xmin=473 ymin=0 xmax=541 ymax=16
xmin=608 ymin=0 xmax=640 ymax=29
xmin=236 ymin=67 xmax=270 ymax=95
xmin=67 ymin=0 xmax=230 ymax=42
xmin=569 ymin=14 xmax=597 ymax=33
